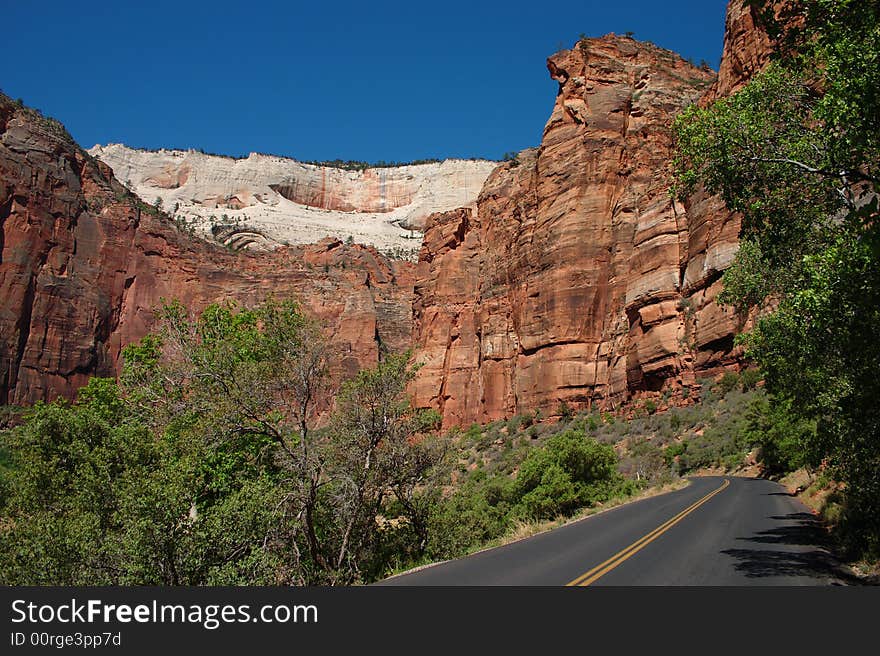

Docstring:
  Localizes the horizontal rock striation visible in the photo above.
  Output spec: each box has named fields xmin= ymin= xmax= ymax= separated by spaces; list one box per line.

xmin=89 ymin=144 xmax=496 ymax=253
xmin=0 ymin=1 xmax=780 ymax=422
xmin=411 ymin=1 xmax=776 ymax=427
xmin=0 ymin=96 xmax=413 ymax=406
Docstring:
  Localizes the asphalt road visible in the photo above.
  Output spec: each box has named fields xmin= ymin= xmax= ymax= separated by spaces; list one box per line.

xmin=380 ymin=476 xmax=850 ymax=586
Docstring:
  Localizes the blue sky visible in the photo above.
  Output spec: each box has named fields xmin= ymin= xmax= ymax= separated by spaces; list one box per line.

xmin=1 ymin=1 xmax=729 ymax=162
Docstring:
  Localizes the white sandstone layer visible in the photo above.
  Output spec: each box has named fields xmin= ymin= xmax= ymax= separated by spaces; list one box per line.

xmin=89 ymin=143 xmax=497 ymax=254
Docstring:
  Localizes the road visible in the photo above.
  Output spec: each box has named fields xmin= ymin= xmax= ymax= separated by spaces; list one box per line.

xmin=380 ymin=476 xmax=851 ymax=586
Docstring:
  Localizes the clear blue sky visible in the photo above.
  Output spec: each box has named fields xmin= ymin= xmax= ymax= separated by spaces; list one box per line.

xmin=1 ymin=0 xmax=729 ymax=162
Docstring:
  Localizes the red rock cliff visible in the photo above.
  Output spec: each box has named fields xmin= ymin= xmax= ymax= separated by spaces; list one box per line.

xmin=0 ymin=96 xmax=413 ymax=405
xmin=411 ymin=1 xmax=779 ymax=427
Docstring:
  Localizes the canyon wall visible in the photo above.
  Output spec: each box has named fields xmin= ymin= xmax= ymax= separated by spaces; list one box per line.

xmin=90 ymin=144 xmax=496 ymax=253
xmin=0 ymin=96 xmax=413 ymax=406
xmin=411 ymin=1 xmax=777 ymax=427
xmin=1 ymin=0 xmax=778 ymax=422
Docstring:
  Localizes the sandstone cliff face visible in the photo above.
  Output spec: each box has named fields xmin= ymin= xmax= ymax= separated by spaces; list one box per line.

xmin=703 ymin=0 xmax=787 ymax=103
xmin=411 ymin=1 xmax=775 ymax=427
xmin=0 ymin=96 xmax=413 ymax=406
xmin=89 ymin=144 xmax=496 ymax=253
xmin=1 ymin=0 xmax=777 ymax=421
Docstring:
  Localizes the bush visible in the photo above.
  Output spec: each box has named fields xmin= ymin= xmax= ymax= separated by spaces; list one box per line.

xmin=417 ymin=408 xmax=443 ymax=432
xmin=465 ymin=423 xmax=483 ymax=443
xmin=739 ymin=368 xmax=762 ymax=392
xmin=557 ymin=400 xmax=574 ymax=419
xmin=512 ymin=430 xmax=624 ymax=520
xmin=718 ymin=372 xmax=741 ymax=394
xmin=664 ymin=441 xmax=688 ymax=468
xmin=623 ymin=438 xmax=668 ymax=483
xmin=426 ymin=471 xmax=513 ymax=559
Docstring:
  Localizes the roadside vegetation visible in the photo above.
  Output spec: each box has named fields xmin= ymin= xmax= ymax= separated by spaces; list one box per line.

xmin=0 ymin=295 xmax=795 ymax=585
xmin=673 ymin=0 xmax=880 ymax=561
xmin=0 ymin=300 xmax=449 ymax=585
xmin=407 ymin=370 xmax=814 ymax=573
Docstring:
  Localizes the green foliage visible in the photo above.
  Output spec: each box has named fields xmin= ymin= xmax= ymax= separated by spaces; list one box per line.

xmin=743 ymin=395 xmax=817 ymax=475
xmin=514 ymin=430 xmax=625 ymax=520
xmin=718 ymin=372 xmax=741 ymax=395
xmin=675 ymin=0 xmax=880 ymax=556
xmin=663 ymin=441 xmax=687 ymax=467
xmin=0 ymin=379 xmax=175 ymax=584
xmin=584 ymin=414 xmax=600 ymax=432
xmin=416 ymin=408 xmax=443 ymax=433
xmin=425 ymin=428 xmax=632 ymax=559
xmin=673 ymin=389 xmax=757 ymax=473
xmin=718 ymin=239 xmax=774 ymax=314
xmin=739 ymin=368 xmax=762 ymax=392
xmin=556 ymin=400 xmax=574 ymax=419
xmin=426 ymin=471 xmax=513 ymax=559
xmin=0 ymin=300 xmax=444 ymax=585
xmin=501 ymin=152 xmax=520 ymax=166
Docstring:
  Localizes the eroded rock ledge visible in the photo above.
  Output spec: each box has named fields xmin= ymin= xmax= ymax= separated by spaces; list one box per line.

xmin=410 ymin=17 xmax=771 ymax=426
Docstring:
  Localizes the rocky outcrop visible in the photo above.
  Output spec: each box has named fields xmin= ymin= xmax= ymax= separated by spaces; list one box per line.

xmin=0 ymin=95 xmax=413 ymax=406
xmin=703 ymin=0 xmax=795 ymax=104
xmin=411 ymin=1 xmax=777 ymax=427
xmin=89 ymin=144 xmax=496 ymax=253
xmin=0 ymin=1 xmax=781 ymax=423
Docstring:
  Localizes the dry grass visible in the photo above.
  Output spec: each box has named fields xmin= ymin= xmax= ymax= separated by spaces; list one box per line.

xmin=779 ymin=469 xmax=841 ymax=517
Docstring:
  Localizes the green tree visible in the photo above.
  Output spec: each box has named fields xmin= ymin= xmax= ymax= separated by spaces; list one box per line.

xmin=318 ymin=353 xmax=445 ymax=582
xmin=674 ymin=0 xmax=880 ymax=554
xmin=743 ymin=395 xmax=817 ymax=476
xmin=1 ymin=299 xmax=444 ymax=584
xmin=0 ymin=379 xmax=155 ymax=584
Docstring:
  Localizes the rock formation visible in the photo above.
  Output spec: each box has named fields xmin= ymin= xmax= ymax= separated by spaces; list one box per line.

xmin=2 ymin=0 xmax=779 ymax=426
xmin=89 ymin=144 xmax=496 ymax=253
xmin=411 ymin=1 xmax=779 ymax=427
xmin=0 ymin=95 xmax=413 ymax=406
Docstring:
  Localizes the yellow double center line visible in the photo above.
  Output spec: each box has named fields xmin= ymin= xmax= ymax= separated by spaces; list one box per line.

xmin=566 ymin=478 xmax=730 ymax=586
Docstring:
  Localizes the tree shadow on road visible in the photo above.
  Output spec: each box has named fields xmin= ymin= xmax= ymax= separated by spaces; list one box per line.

xmin=721 ymin=512 xmax=860 ymax=584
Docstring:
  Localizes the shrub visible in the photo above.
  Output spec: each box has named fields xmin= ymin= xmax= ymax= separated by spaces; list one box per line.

xmin=465 ymin=423 xmax=483 ymax=443
xmin=664 ymin=441 xmax=688 ymax=468
xmin=739 ymin=368 xmax=762 ymax=392
xmin=557 ymin=400 xmax=574 ymax=419
xmin=512 ymin=430 xmax=623 ymax=520
xmin=718 ymin=372 xmax=741 ymax=394
xmin=417 ymin=408 xmax=443 ymax=432
xmin=426 ymin=471 xmax=513 ymax=559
